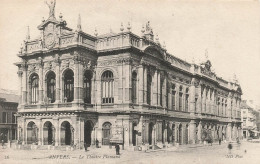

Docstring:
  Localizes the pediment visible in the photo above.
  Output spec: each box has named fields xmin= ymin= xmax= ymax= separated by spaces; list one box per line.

xmin=142 ymin=45 xmax=165 ymax=60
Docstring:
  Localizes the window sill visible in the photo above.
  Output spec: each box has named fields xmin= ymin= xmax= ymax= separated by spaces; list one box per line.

xmin=101 ymin=103 xmax=114 ymax=106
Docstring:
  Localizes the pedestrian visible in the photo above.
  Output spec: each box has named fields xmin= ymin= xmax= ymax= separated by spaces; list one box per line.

xmin=96 ymin=139 xmax=99 ymax=148
xmin=1 ymin=140 xmax=4 ymax=149
xmin=219 ymin=139 xmax=221 ymax=145
xmin=84 ymin=142 xmax=87 ymax=152
xmin=228 ymin=142 xmax=232 ymax=154
xmin=115 ymin=144 xmax=120 ymax=155
xmin=236 ymin=137 xmax=241 ymax=150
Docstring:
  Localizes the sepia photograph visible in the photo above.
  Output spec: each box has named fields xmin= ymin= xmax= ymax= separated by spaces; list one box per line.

xmin=0 ymin=0 xmax=260 ymax=163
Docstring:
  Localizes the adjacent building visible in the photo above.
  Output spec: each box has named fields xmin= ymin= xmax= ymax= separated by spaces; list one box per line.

xmin=14 ymin=1 xmax=242 ymax=149
xmin=0 ymin=89 xmax=19 ymax=143
xmin=241 ymin=100 xmax=259 ymax=139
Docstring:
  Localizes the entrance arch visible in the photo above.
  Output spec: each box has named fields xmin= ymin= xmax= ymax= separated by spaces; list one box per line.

xmin=27 ymin=121 xmax=37 ymax=144
xmin=132 ymin=123 xmax=138 ymax=146
xmin=43 ymin=121 xmax=54 ymax=145
xmin=102 ymin=122 xmax=112 ymax=145
xmin=84 ymin=121 xmax=93 ymax=146
xmin=148 ymin=122 xmax=154 ymax=145
xmin=61 ymin=121 xmax=72 ymax=145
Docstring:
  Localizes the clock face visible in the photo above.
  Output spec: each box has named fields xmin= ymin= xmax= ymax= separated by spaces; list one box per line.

xmin=45 ymin=33 xmax=55 ymax=48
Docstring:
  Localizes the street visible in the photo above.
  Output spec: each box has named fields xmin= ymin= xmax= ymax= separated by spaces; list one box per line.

xmin=0 ymin=141 xmax=260 ymax=164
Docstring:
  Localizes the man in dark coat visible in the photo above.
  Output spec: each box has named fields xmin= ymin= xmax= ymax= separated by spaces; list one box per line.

xmin=228 ymin=142 xmax=233 ymax=154
xmin=84 ymin=142 xmax=87 ymax=152
xmin=115 ymin=144 xmax=120 ymax=155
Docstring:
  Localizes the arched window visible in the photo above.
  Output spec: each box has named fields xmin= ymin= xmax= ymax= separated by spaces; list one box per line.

xmin=84 ymin=71 xmax=92 ymax=103
xmin=101 ymin=71 xmax=114 ymax=104
xmin=64 ymin=69 xmax=74 ymax=102
xmin=30 ymin=74 xmax=39 ymax=104
xmin=47 ymin=71 xmax=56 ymax=103
xmin=185 ymin=88 xmax=189 ymax=112
xmin=147 ymin=74 xmax=152 ymax=105
xmin=132 ymin=72 xmax=137 ymax=103
xmin=160 ymin=78 xmax=164 ymax=106
xmin=172 ymin=84 xmax=176 ymax=110
xmin=179 ymin=86 xmax=183 ymax=111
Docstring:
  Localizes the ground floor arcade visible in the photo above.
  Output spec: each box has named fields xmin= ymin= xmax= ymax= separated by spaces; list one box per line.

xmin=0 ymin=124 xmax=17 ymax=143
xmin=16 ymin=112 xmax=242 ymax=149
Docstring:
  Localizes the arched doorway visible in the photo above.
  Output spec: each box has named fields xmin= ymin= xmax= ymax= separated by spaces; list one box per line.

xmin=172 ymin=124 xmax=175 ymax=144
xmin=43 ymin=121 xmax=54 ymax=145
xmin=132 ymin=123 xmax=138 ymax=146
xmin=148 ymin=122 xmax=154 ymax=145
xmin=27 ymin=121 xmax=37 ymax=144
xmin=61 ymin=121 xmax=72 ymax=145
xmin=102 ymin=122 xmax=112 ymax=145
xmin=179 ymin=124 xmax=182 ymax=144
xmin=84 ymin=121 xmax=93 ymax=146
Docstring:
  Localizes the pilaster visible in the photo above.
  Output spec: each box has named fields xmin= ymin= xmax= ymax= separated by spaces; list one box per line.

xmin=54 ymin=56 xmax=61 ymax=103
xmin=138 ymin=65 xmax=144 ymax=104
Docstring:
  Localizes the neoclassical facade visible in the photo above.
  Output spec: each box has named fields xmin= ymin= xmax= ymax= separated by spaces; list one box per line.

xmin=15 ymin=3 xmax=242 ymax=149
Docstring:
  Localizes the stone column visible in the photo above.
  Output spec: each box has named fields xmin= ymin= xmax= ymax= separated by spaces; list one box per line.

xmin=138 ymin=65 xmax=144 ymax=104
xmin=91 ymin=71 xmax=96 ymax=105
xmin=153 ymin=125 xmax=156 ymax=146
xmin=38 ymin=61 xmax=43 ymax=104
xmin=54 ymin=57 xmax=61 ymax=103
xmin=189 ymin=120 xmax=196 ymax=144
xmin=190 ymin=78 xmax=196 ymax=114
xmin=71 ymin=117 xmax=78 ymax=146
xmin=197 ymin=84 xmax=202 ymax=114
xmin=202 ymin=86 xmax=206 ymax=113
xmin=138 ymin=116 xmax=144 ymax=146
xmin=168 ymin=83 xmax=172 ymax=110
xmin=143 ymin=66 xmax=147 ymax=104
xmin=21 ymin=63 xmax=27 ymax=105
xmin=22 ymin=118 xmax=26 ymax=145
xmin=124 ymin=63 xmax=131 ymax=103
xmin=227 ymin=93 xmax=232 ymax=118
xmin=17 ymin=70 xmax=23 ymax=107
xmin=73 ymin=56 xmax=84 ymax=103
xmin=162 ymin=74 xmax=167 ymax=108
xmin=175 ymin=84 xmax=180 ymax=111
xmin=206 ymin=88 xmax=210 ymax=114
xmin=227 ymin=123 xmax=232 ymax=141
xmin=35 ymin=118 xmax=42 ymax=145
xmin=129 ymin=121 xmax=133 ymax=146
xmin=53 ymin=118 xmax=59 ymax=146
xmin=197 ymin=122 xmax=202 ymax=143
xmin=152 ymin=70 xmax=158 ymax=106
xmin=157 ymin=71 xmax=161 ymax=106
xmin=78 ymin=64 xmax=84 ymax=103
xmin=168 ymin=122 xmax=173 ymax=143
xmin=211 ymin=90 xmax=215 ymax=115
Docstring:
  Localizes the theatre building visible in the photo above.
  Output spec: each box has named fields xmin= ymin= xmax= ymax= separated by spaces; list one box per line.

xmin=15 ymin=2 xmax=242 ymax=149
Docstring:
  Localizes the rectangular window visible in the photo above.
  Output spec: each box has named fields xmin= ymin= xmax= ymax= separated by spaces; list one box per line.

xmin=12 ymin=129 xmax=16 ymax=140
xmin=185 ymin=95 xmax=189 ymax=111
xmin=12 ymin=112 xmax=16 ymax=124
xmin=2 ymin=112 xmax=7 ymax=123
xmin=179 ymin=93 xmax=182 ymax=111
xmin=172 ymin=91 xmax=175 ymax=110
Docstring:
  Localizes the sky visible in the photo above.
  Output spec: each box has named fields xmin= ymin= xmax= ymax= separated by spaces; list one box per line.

xmin=0 ymin=0 xmax=259 ymax=105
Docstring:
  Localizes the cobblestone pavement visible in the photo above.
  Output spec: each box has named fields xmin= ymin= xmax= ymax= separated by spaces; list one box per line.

xmin=0 ymin=141 xmax=259 ymax=164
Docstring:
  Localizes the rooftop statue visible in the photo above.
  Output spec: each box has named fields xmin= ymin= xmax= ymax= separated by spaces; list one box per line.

xmin=45 ymin=0 xmax=56 ymax=18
